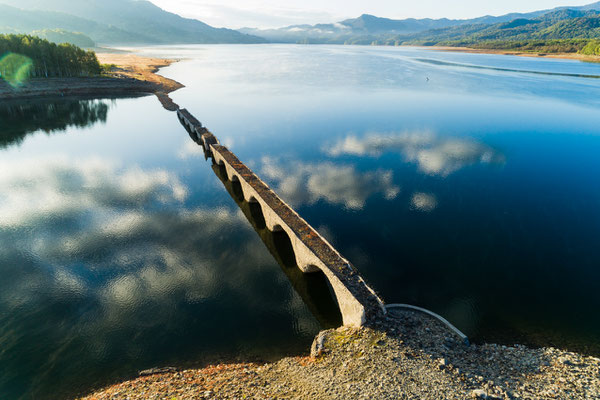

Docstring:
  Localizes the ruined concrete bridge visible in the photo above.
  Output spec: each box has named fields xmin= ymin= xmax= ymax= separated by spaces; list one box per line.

xmin=177 ymin=108 xmax=386 ymax=327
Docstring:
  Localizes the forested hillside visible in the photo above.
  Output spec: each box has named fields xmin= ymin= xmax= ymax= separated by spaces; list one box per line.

xmin=242 ymin=2 xmax=600 ymax=45
xmin=0 ymin=0 xmax=265 ymax=44
xmin=0 ymin=4 xmax=152 ymax=44
xmin=310 ymin=9 xmax=600 ymax=54
xmin=402 ymin=10 xmax=600 ymax=45
xmin=0 ymin=34 xmax=101 ymax=82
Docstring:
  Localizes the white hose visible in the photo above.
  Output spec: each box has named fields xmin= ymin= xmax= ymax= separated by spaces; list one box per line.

xmin=386 ymin=303 xmax=470 ymax=345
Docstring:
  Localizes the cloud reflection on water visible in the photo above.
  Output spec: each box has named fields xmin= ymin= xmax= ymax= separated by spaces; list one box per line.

xmin=260 ymin=156 xmax=400 ymax=210
xmin=0 ymin=155 xmax=312 ymax=310
xmin=411 ymin=192 xmax=438 ymax=212
xmin=0 ymin=156 xmax=187 ymax=229
xmin=327 ymin=131 xmax=505 ymax=176
xmin=0 ymin=155 xmax=320 ymax=399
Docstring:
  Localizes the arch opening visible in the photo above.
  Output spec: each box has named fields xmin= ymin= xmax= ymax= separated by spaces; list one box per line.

xmin=213 ymin=160 xmax=227 ymax=180
xmin=271 ymin=228 xmax=295 ymax=267
xmin=230 ymin=175 xmax=245 ymax=201
xmin=248 ymin=199 xmax=266 ymax=229
xmin=302 ymin=267 xmax=344 ymax=328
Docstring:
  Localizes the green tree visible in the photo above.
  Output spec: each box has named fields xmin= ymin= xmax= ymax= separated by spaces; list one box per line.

xmin=0 ymin=33 xmax=101 ymax=84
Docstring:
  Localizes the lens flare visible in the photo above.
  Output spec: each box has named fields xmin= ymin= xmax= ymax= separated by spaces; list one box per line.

xmin=0 ymin=52 xmax=33 ymax=88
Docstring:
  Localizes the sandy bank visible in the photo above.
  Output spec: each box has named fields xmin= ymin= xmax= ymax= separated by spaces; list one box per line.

xmin=0 ymin=54 xmax=183 ymax=111
xmin=430 ymin=46 xmax=600 ymax=62
xmin=96 ymin=53 xmax=184 ymax=95
xmin=79 ymin=310 xmax=600 ymax=400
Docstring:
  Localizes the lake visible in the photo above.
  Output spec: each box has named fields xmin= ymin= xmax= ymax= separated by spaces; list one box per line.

xmin=1 ymin=45 xmax=599 ymax=399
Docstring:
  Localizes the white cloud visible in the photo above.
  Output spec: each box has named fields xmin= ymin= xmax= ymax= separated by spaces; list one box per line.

xmin=0 ymin=155 xmax=313 ymax=320
xmin=260 ymin=157 xmax=399 ymax=210
xmin=327 ymin=131 xmax=505 ymax=177
xmin=411 ymin=192 xmax=438 ymax=212
xmin=409 ymin=139 xmax=502 ymax=176
xmin=178 ymin=140 xmax=205 ymax=159
xmin=0 ymin=155 xmax=325 ymax=369
xmin=328 ymin=131 xmax=435 ymax=157
xmin=0 ymin=156 xmax=187 ymax=229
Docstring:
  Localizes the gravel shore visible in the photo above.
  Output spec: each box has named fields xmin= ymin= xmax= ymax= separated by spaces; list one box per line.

xmin=79 ymin=309 xmax=599 ymax=400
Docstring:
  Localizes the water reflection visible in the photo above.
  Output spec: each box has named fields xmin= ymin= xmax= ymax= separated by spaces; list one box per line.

xmin=0 ymin=156 xmax=187 ymax=229
xmin=328 ymin=132 xmax=505 ymax=176
xmin=410 ymin=193 xmax=438 ymax=212
xmin=0 ymin=155 xmax=319 ymax=400
xmin=260 ymin=156 xmax=400 ymax=210
xmin=0 ymin=98 xmax=111 ymax=148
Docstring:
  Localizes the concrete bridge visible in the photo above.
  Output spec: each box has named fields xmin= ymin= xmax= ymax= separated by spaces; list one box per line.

xmin=177 ymin=109 xmax=386 ymax=327
xmin=212 ymin=162 xmax=343 ymax=328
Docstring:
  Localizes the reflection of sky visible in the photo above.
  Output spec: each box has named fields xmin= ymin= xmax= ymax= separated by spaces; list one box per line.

xmin=410 ymin=192 xmax=438 ymax=212
xmin=0 ymin=155 xmax=318 ymax=332
xmin=0 ymin=97 xmax=321 ymax=400
xmin=131 ymin=45 xmax=600 ymax=108
xmin=327 ymin=131 xmax=505 ymax=176
xmin=0 ymin=156 xmax=187 ymax=229
xmin=130 ymin=44 xmax=600 ymax=355
xmin=260 ymin=156 xmax=399 ymax=210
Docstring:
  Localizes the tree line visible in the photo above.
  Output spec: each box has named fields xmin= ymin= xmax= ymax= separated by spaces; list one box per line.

xmin=0 ymin=34 xmax=101 ymax=79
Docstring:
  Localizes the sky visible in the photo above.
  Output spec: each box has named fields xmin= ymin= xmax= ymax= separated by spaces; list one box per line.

xmin=148 ymin=0 xmax=596 ymax=29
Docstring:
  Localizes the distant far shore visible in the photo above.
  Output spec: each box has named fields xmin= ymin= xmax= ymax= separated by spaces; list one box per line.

xmin=429 ymin=45 xmax=600 ymax=62
xmin=0 ymin=54 xmax=184 ymax=111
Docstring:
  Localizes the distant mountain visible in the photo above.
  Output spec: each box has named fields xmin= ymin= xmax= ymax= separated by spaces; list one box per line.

xmin=31 ymin=29 xmax=96 ymax=48
xmin=394 ymin=9 xmax=600 ymax=46
xmin=0 ymin=0 xmax=265 ymax=45
xmin=0 ymin=4 xmax=151 ymax=44
xmin=339 ymin=14 xmax=462 ymax=34
xmin=240 ymin=1 xmax=600 ymax=44
xmin=239 ymin=15 xmax=463 ymax=43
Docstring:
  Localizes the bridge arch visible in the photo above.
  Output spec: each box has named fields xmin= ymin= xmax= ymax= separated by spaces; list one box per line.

xmin=230 ymin=175 xmax=245 ymax=201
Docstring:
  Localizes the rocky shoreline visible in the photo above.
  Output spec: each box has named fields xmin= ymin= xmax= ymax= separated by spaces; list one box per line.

xmin=79 ymin=309 xmax=600 ymax=400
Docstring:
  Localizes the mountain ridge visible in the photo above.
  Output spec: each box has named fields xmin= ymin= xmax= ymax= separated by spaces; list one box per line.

xmin=0 ymin=0 xmax=266 ymax=44
xmin=240 ymin=1 xmax=600 ymax=43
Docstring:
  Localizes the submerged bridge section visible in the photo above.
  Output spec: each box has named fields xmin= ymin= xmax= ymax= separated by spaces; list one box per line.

xmin=177 ymin=109 xmax=386 ymax=327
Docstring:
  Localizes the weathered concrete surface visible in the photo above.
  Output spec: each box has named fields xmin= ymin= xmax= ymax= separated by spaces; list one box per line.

xmin=177 ymin=109 xmax=386 ymax=327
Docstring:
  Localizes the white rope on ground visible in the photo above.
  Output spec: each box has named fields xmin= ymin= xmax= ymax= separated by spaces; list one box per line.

xmin=386 ymin=303 xmax=470 ymax=346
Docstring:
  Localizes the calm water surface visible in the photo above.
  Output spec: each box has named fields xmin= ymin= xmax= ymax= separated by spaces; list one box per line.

xmin=1 ymin=45 xmax=599 ymax=399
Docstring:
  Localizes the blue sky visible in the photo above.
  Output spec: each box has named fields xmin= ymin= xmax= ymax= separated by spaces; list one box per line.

xmin=149 ymin=0 xmax=595 ymax=29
